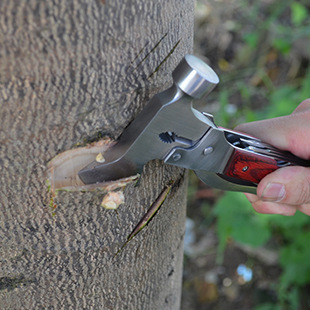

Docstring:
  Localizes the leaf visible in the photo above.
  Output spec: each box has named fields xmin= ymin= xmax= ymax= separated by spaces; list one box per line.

xmin=279 ymin=231 xmax=310 ymax=287
xmin=300 ymin=67 xmax=310 ymax=100
xmin=267 ymin=85 xmax=298 ymax=118
xmin=272 ymin=38 xmax=291 ymax=55
xmin=243 ymin=32 xmax=259 ymax=48
xmin=291 ymin=2 xmax=308 ymax=26
xmin=214 ymin=192 xmax=272 ymax=261
xmin=254 ymin=303 xmax=282 ymax=310
xmin=269 ymin=211 xmax=309 ymax=240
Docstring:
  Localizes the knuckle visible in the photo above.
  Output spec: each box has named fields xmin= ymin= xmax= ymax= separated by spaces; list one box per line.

xmin=298 ymin=99 xmax=310 ymax=111
xmin=285 ymin=130 xmax=310 ymax=159
xmin=285 ymin=130 xmax=303 ymax=152
xmin=294 ymin=99 xmax=310 ymax=114
xmin=298 ymin=203 xmax=310 ymax=216
xmin=295 ymin=180 xmax=310 ymax=205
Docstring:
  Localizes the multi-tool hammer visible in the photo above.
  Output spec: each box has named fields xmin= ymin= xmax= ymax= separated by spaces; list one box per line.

xmin=78 ymin=55 xmax=309 ymax=194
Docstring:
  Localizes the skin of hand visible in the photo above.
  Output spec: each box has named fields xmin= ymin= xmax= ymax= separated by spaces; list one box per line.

xmin=235 ymin=99 xmax=310 ymax=216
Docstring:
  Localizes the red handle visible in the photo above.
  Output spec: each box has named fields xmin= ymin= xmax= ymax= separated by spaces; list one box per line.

xmin=223 ymin=148 xmax=279 ymax=184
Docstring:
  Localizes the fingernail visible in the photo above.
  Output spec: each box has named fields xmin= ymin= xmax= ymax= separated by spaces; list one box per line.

xmin=261 ymin=183 xmax=286 ymax=202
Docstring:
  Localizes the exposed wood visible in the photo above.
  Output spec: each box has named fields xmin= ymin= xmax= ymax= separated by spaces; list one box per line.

xmin=0 ymin=0 xmax=194 ymax=309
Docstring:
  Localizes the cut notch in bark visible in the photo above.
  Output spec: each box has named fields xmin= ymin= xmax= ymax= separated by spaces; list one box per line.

xmin=47 ymin=138 xmax=139 ymax=194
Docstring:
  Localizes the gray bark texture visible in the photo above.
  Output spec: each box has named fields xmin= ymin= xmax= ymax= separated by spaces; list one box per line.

xmin=0 ymin=0 xmax=194 ymax=309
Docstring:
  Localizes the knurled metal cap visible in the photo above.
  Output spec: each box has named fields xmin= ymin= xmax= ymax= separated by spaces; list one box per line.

xmin=172 ymin=54 xmax=219 ymax=99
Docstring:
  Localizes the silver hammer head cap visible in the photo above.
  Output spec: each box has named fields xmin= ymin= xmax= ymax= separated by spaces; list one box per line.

xmin=172 ymin=54 xmax=219 ymax=99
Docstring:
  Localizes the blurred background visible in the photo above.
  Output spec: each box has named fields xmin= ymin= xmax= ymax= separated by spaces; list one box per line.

xmin=181 ymin=0 xmax=310 ymax=309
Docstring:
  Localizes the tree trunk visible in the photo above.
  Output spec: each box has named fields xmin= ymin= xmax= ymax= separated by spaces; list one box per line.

xmin=0 ymin=0 xmax=194 ymax=309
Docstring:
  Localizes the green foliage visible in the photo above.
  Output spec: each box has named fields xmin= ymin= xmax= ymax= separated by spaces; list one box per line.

xmin=280 ymin=232 xmax=310 ymax=286
xmin=273 ymin=211 xmax=310 ymax=308
xmin=243 ymin=33 xmax=259 ymax=49
xmin=209 ymin=1 xmax=310 ymax=308
xmin=214 ymin=191 xmax=310 ymax=308
xmin=272 ymin=38 xmax=291 ymax=55
xmin=214 ymin=192 xmax=272 ymax=262
xmin=300 ymin=67 xmax=310 ymax=100
xmin=265 ymin=85 xmax=299 ymax=118
xmin=255 ymin=303 xmax=282 ymax=310
xmin=290 ymin=2 xmax=308 ymax=26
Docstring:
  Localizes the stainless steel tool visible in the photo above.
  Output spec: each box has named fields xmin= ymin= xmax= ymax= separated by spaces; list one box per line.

xmin=78 ymin=55 xmax=309 ymax=193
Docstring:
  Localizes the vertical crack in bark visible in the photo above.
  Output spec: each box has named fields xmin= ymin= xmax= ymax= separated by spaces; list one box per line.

xmin=113 ymin=179 xmax=176 ymax=258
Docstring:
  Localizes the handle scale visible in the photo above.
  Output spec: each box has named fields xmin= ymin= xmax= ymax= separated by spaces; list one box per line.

xmin=223 ymin=148 xmax=279 ymax=184
xmin=222 ymin=129 xmax=310 ymax=186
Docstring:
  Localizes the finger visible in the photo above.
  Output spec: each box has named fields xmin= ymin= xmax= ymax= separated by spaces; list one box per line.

xmin=297 ymin=204 xmax=310 ymax=216
xmin=234 ymin=117 xmax=289 ymax=148
xmin=244 ymin=192 xmax=258 ymax=204
xmin=244 ymin=193 xmax=297 ymax=216
xmin=257 ymin=166 xmax=310 ymax=206
xmin=235 ymin=112 xmax=310 ymax=159
xmin=293 ymin=98 xmax=310 ymax=113
xmin=253 ymin=201 xmax=297 ymax=216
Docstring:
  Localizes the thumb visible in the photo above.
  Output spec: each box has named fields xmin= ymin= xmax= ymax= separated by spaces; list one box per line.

xmin=257 ymin=166 xmax=310 ymax=207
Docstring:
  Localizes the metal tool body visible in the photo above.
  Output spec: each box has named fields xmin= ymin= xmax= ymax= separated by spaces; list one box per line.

xmin=78 ymin=55 xmax=309 ymax=194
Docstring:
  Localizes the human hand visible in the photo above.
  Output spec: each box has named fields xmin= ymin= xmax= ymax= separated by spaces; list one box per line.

xmin=235 ymin=99 xmax=310 ymax=216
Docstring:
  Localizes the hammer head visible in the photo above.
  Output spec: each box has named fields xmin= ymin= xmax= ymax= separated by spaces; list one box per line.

xmin=173 ymin=54 xmax=219 ymax=99
xmin=78 ymin=55 xmax=219 ymax=184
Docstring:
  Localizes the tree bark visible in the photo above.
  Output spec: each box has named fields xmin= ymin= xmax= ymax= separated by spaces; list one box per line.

xmin=0 ymin=1 xmax=194 ymax=309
